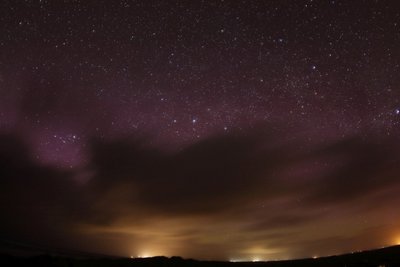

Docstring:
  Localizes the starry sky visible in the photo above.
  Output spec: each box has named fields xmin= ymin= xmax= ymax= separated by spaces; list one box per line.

xmin=1 ymin=0 xmax=400 ymax=261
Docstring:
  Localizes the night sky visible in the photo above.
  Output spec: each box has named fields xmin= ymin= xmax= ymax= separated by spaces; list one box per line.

xmin=1 ymin=0 xmax=400 ymax=261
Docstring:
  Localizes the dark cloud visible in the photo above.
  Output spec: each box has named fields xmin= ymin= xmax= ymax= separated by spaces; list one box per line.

xmin=85 ymin=129 xmax=288 ymax=216
xmin=247 ymin=213 xmax=320 ymax=231
xmin=0 ymin=134 xmax=77 ymax=244
xmin=1 ymin=128 xmax=400 ymax=259
xmin=303 ymin=137 xmax=400 ymax=204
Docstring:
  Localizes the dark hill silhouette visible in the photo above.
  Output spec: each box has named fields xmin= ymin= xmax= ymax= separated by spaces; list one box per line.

xmin=1 ymin=240 xmax=400 ymax=267
xmin=0 ymin=238 xmax=119 ymax=259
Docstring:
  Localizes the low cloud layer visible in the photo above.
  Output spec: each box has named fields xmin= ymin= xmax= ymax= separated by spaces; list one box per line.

xmin=1 ymin=127 xmax=400 ymax=260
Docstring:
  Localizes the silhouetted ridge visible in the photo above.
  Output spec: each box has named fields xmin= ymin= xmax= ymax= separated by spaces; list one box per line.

xmin=1 ymin=245 xmax=400 ymax=266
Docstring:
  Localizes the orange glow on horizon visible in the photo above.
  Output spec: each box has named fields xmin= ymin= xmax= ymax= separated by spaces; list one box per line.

xmin=390 ymin=234 xmax=400 ymax=246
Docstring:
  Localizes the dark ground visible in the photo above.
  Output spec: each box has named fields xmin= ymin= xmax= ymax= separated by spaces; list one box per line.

xmin=1 ymin=243 xmax=400 ymax=267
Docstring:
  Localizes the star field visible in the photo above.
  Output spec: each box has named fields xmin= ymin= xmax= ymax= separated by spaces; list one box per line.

xmin=1 ymin=0 xmax=400 ymax=261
